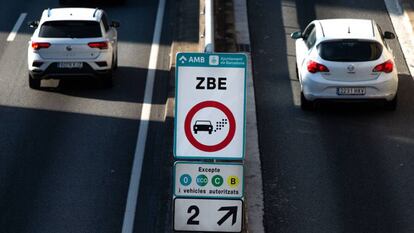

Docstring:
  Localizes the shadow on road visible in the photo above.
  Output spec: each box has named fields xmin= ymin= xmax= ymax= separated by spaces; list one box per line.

xmin=36 ymin=66 xmax=169 ymax=105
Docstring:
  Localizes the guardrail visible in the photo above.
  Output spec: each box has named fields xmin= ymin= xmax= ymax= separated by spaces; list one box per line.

xmin=204 ymin=0 xmax=214 ymax=53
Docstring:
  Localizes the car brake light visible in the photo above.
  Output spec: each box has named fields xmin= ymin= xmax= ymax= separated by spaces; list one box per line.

xmin=373 ymin=60 xmax=393 ymax=73
xmin=307 ymin=60 xmax=329 ymax=73
xmin=88 ymin=41 xmax=108 ymax=50
xmin=32 ymin=42 xmax=51 ymax=50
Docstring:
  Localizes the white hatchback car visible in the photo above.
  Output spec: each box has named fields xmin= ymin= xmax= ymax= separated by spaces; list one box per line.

xmin=291 ymin=19 xmax=398 ymax=110
xmin=28 ymin=8 xmax=120 ymax=89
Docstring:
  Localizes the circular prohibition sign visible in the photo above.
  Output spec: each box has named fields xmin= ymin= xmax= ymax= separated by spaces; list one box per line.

xmin=184 ymin=101 xmax=236 ymax=152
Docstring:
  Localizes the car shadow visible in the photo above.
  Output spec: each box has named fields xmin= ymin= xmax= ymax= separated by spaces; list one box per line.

xmin=37 ymin=66 xmax=170 ymax=105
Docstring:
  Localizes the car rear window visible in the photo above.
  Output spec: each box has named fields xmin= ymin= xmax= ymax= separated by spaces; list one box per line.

xmin=318 ymin=40 xmax=383 ymax=62
xmin=39 ymin=21 xmax=102 ymax=38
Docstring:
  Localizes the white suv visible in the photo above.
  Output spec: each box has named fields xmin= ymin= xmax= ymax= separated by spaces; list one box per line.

xmin=28 ymin=8 xmax=120 ymax=89
xmin=291 ymin=19 xmax=398 ymax=110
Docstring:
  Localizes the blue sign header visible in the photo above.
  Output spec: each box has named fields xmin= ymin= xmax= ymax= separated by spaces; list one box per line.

xmin=176 ymin=52 xmax=247 ymax=68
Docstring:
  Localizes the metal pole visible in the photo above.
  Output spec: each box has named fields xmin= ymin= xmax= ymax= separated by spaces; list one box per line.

xmin=204 ymin=0 xmax=214 ymax=53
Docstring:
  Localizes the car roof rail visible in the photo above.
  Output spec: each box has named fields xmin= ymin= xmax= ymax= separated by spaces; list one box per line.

xmin=93 ymin=8 xmax=99 ymax=18
xmin=47 ymin=8 xmax=51 ymax=17
xmin=318 ymin=21 xmax=325 ymax=37
xmin=371 ymin=20 xmax=376 ymax=37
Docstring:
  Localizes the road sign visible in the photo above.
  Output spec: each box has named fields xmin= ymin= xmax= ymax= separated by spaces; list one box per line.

xmin=174 ymin=53 xmax=247 ymax=160
xmin=174 ymin=162 xmax=244 ymax=199
xmin=174 ymin=198 xmax=243 ymax=232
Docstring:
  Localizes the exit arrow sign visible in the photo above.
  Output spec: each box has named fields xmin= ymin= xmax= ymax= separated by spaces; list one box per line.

xmin=174 ymin=198 xmax=243 ymax=232
xmin=217 ymin=206 xmax=238 ymax=226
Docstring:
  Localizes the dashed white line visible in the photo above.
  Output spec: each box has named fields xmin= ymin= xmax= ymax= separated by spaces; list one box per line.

xmin=7 ymin=13 xmax=27 ymax=42
xmin=121 ymin=0 xmax=166 ymax=232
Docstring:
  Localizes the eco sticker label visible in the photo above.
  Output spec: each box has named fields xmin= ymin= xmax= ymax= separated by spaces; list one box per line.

xmin=174 ymin=162 xmax=244 ymax=198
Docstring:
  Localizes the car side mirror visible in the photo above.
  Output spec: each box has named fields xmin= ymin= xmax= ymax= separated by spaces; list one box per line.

xmin=383 ymin=31 xmax=395 ymax=39
xmin=290 ymin=31 xmax=302 ymax=39
xmin=28 ymin=21 xmax=39 ymax=29
xmin=110 ymin=20 xmax=120 ymax=28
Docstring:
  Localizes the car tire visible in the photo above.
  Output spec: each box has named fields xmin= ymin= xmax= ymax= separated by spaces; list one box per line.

xmin=384 ymin=94 xmax=397 ymax=111
xmin=113 ymin=53 xmax=118 ymax=71
xmin=28 ymin=74 xmax=40 ymax=89
xmin=101 ymin=72 xmax=113 ymax=88
xmin=295 ymin=62 xmax=299 ymax=80
xmin=300 ymin=92 xmax=314 ymax=111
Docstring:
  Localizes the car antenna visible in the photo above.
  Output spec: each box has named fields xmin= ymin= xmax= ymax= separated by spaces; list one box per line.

xmin=47 ymin=8 xmax=51 ymax=17
xmin=348 ymin=26 xmax=351 ymax=34
xmin=93 ymin=8 xmax=99 ymax=18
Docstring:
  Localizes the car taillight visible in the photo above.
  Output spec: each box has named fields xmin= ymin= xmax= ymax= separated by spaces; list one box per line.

xmin=373 ymin=60 xmax=393 ymax=73
xmin=32 ymin=42 xmax=51 ymax=50
xmin=88 ymin=41 xmax=108 ymax=50
xmin=307 ymin=60 xmax=329 ymax=73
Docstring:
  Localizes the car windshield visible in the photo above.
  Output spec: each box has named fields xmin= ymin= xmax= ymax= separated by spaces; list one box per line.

xmin=318 ymin=40 xmax=383 ymax=62
xmin=195 ymin=120 xmax=211 ymax=125
xmin=39 ymin=20 xmax=102 ymax=38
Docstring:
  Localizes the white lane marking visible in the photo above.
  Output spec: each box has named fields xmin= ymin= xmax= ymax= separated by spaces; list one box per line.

xmin=121 ymin=0 xmax=166 ymax=232
xmin=384 ymin=0 xmax=414 ymax=77
xmin=7 ymin=13 xmax=27 ymax=42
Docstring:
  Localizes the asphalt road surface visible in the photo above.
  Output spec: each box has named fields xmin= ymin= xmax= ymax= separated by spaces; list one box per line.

xmin=248 ymin=0 xmax=414 ymax=232
xmin=0 ymin=0 xmax=173 ymax=232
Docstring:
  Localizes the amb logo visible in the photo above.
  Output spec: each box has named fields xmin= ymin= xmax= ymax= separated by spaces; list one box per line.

xmin=178 ymin=55 xmax=205 ymax=64
xmin=189 ymin=56 xmax=205 ymax=63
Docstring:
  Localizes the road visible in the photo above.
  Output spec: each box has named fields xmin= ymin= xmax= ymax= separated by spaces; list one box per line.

xmin=0 ymin=0 xmax=173 ymax=232
xmin=248 ymin=0 xmax=414 ymax=232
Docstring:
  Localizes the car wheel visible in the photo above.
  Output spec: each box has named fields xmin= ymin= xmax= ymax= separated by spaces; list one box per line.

xmin=300 ymin=91 xmax=314 ymax=111
xmin=28 ymin=74 xmax=40 ymax=89
xmin=113 ymin=53 xmax=118 ymax=71
xmin=295 ymin=62 xmax=299 ymax=80
xmin=194 ymin=130 xmax=197 ymax=134
xmin=384 ymin=94 xmax=397 ymax=111
xmin=101 ymin=71 xmax=113 ymax=88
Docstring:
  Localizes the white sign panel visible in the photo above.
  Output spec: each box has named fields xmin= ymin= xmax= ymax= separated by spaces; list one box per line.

xmin=174 ymin=198 xmax=243 ymax=232
xmin=174 ymin=162 xmax=244 ymax=199
xmin=174 ymin=53 xmax=247 ymax=160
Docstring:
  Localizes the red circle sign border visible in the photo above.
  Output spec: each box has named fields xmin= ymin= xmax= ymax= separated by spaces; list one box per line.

xmin=184 ymin=101 xmax=236 ymax=152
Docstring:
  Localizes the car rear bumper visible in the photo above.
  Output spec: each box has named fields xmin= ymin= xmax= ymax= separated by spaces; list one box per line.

xmin=302 ymin=72 xmax=398 ymax=101
xmin=29 ymin=62 xmax=111 ymax=79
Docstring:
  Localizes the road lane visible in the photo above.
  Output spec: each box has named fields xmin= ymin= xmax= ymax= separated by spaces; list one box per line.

xmin=0 ymin=0 xmax=172 ymax=232
xmin=248 ymin=0 xmax=414 ymax=232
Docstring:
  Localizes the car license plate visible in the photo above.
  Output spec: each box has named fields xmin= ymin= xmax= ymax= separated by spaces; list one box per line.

xmin=337 ymin=87 xmax=366 ymax=95
xmin=58 ymin=62 xmax=83 ymax=69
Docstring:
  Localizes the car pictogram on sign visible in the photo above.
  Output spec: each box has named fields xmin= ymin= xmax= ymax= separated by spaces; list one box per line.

xmin=193 ymin=120 xmax=213 ymax=134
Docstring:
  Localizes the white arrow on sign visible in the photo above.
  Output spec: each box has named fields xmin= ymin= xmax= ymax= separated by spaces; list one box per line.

xmin=178 ymin=55 xmax=187 ymax=63
xmin=174 ymin=198 xmax=243 ymax=232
